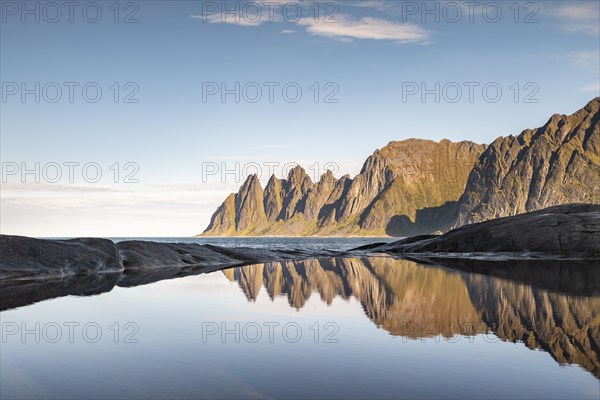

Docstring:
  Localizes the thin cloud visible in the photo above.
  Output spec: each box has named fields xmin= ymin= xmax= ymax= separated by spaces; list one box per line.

xmin=581 ymin=82 xmax=600 ymax=93
xmin=569 ymin=50 xmax=600 ymax=73
xmin=192 ymin=10 xmax=431 ymax=44
xmin=298 ymin=14 xmax=430 ymax=43
xmin=549 ymin=3 xmax=600 ymax=35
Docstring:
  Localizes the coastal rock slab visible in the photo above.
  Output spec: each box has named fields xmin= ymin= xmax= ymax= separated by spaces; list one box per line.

xmin=375 ymin=204 xmax=600 ymax=259
xmin=0 ymin=235 xmax=123 ymax=279
xmin=116 ymin=240 xmax=305 ymax=270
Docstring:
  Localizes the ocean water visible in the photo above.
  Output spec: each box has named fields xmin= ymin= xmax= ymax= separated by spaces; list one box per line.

xmin=107 ymin=236 xmax=397 ymax=252
xmin=1 ymin=238 xmax=599 ymax=399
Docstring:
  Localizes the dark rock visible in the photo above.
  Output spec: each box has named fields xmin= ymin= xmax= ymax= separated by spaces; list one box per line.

xmin=0 ymin=234 xmax=340 ymax=280
xmin=386 ymin=201 xmax=460 ymax=236
xmin=0 ymin=235 xmax=123 ymax=279
xmin=377 ymin=204 xmax=600 ymax=259
xmin=0 ymin=273 xmax=121 ymax=311
xmin=116 ymin=240 xmax=310 ymax=270
xmin=410 ymin=257 xmax=600 ymax=297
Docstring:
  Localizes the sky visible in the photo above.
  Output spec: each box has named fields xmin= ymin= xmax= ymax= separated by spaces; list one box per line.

xmin=1 ymin=0 xmax=599 ymax=237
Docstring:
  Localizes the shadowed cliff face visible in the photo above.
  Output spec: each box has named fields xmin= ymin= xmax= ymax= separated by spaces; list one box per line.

xmin=224 ymin=257 xmax=600 ymax=378
xmin=456 ymin=97 xmax=600 ymax=226
xmin=203 ymin=139 xmax=485 ymax=236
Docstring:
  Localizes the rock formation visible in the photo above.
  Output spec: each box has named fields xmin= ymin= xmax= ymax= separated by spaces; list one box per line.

xmin=0 ymin=235 xmax=123 ymax=280
xmin=1 ymin=204 xmax=598 ymax=281
xmin=0 ymin=235 xmax=336 ymax=280
xmin=369 ymin=204 xmax=600 ymax=260
xmin=456 ymin=97 xmax=600 ymax=226
xmin=202 ymin=139 xmax=485 ymax=236
xmin=203 ymin=97 xmax=600 ymax=236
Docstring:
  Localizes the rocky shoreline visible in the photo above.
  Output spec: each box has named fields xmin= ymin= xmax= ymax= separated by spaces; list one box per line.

xmin=0 ymin=203 xmax=598 ymax=313
xmin=1 ymin=204 xmax=598 ymax=283
xmin=0 ymin=235 xmax=338 ymax=281
xmin=355 ymin=203 xmax=600 ymax=260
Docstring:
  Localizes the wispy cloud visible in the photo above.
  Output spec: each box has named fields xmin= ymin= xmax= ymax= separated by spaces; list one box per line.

xmin=298 ymin=14 xmax=430 ymax=43
xmin=192 ymin=9 xmax=430 ymax=44
xmin=581 ymin=82 xmax=600 ymax=93
xmin=549 ymin=3 xmax=600 ymax=35
xmin=568 ymin=50 xmax=600 ymax=73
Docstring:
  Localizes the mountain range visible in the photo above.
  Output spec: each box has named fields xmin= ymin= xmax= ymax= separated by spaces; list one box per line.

xmin=202 ymin=97 xmax=600 ymax=236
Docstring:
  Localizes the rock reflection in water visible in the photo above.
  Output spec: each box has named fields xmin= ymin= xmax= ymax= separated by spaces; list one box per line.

xmin=1 ymin=255 xmax=598 ymax=379
xmin=223 ymin=257 xmax=600 ymax=378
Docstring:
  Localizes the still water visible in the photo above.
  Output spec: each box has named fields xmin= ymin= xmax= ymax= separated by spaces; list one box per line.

xmin=1 ymin=239 xmax=599 ymax=399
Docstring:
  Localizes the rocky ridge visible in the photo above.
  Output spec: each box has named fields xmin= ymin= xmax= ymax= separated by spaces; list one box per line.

xmin=203 ymin=139 xmax=485 ymax=236
xmin=0 ymin=235 xmax=335 ymax=281
xmin=203 ymin=97 xmax=600 ymax=237
xmin=455 ymin=97 xmax=600 ymax=226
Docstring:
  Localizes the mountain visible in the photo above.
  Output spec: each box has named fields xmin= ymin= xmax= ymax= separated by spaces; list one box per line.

xmin=455 ymin=97 xmax=600 ymax=226
xmin=202 ymin=97 xmax=600 ymax=236
xmin=202 ymin=139 xmax=485 ymax=236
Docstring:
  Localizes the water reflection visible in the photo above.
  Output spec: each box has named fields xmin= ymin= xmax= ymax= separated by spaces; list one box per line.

xmin=1 ymin=256 xmax=599 ymax=380
xmin=223 ymin=257 xmax=600 ymax=379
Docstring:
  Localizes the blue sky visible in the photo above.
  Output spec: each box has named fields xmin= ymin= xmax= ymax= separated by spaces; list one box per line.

xmin=1 ymin=0 xmax=599 ymax=236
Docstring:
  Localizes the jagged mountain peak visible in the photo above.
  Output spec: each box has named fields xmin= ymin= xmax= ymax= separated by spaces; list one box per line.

xmin=319 ymin=169 xmax=336 ymax=184
xmin=287 ymin=164 xmax=310 ymax=181
xmin=265 ymin=174 xmax=281 ymax=187
xmin=204 ymin=138 xmax=485 ymax=236
xmin=239 ymin=173 xmax=262 ymax=190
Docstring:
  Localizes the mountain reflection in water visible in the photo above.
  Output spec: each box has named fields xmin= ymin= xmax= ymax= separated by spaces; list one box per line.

xmin=1 ymin=255 xmax=598 ymax=381
xmin=223 ymin=257 xmax=600 ymax=379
